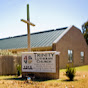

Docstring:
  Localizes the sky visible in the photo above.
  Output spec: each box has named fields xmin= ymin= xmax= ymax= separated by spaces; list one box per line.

xmin=0 ymin=0 xmax=88 ymax=38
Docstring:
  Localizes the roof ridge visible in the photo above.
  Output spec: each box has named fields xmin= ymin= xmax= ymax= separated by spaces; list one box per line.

xmin=31 ymin=29 xmax=54 ymax=35
xmin=56 ymin=27 xmax=68 ymax=30
xmin=0 ymin=27 xmax=67 ymax=40
xmin=31 ymin=27 xmax=68 ymax=35
xmin=0 ymin=34 xmax=27 ymax=40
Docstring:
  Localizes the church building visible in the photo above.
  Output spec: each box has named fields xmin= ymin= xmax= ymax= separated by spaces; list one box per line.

xmin=0 ymin=25 xmax=88 ymax=68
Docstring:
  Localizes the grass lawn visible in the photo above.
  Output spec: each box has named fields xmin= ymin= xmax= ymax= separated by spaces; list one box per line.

xmin=60 ymin=65 xmax=88 ymax=72
xmin=76 ymin=65 xmax=88 ymax=71
xmin=0 ymin=65 xmax=88 ymax=88
xmin=0 ymin=75 xmax=17 ymax=80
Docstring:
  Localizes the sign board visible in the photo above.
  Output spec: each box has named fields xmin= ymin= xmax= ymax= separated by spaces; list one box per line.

xmin=22 ymin=51 xmax=59 ymax=73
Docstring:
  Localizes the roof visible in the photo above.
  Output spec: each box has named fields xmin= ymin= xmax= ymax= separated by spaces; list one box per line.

xmin=0 ymin=27 xmax=68 ymax=50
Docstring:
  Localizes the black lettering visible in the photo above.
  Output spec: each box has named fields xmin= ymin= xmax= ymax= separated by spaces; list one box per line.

xmin=37 ymin=54 xmax=40 ymax=57
xmin=34 ymin=53 xmax=37 ymax=60
xmin=51 ymin=53 xmax=54 ymax=57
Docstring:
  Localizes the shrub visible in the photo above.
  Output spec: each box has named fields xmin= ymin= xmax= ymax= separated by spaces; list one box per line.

xmin=16 ymin=64 xmax=21 ymax=76
xmin=66 ymin=64 xmax=76 ymax=81
xmin=0 ymin=50 xmax=21 ymax=56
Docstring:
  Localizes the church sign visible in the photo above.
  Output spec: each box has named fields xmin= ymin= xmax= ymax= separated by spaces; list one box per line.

xmin=22 ymin=51 xmax=57 ymax=73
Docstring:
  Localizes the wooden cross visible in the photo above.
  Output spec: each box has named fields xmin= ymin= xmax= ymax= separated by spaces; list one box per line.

xmin=21 ymin=4 xmax=35 ymax=51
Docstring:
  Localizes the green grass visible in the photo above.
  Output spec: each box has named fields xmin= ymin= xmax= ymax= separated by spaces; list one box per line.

xmin=0 ymin=65 xmax=88 ymax=80
xmin=45 ymin=65 xmax=88 ymax=83
xmin=60 ymin=65 xmax=88 ymax=72
xmin=0 ymin=65 xmax=87 ymax=88
xmin=0 ymin=75 xmax=17 ymax=80
xmin=75 ymin=65 xmax=88 ymax=71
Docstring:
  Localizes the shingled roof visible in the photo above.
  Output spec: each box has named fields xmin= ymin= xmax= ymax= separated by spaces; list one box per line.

xmin=0 ymin=27 xmax=67 ymax=50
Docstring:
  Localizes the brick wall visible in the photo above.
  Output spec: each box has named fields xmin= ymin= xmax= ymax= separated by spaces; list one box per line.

xmin=53 ymin=26 xmax=88 ymax=68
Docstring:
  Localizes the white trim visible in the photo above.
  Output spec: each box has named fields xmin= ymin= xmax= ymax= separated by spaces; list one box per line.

xmin=53 ymin=25 xmax=73 ymax=44
xmin=22 ymin=51 xmax=60 ymax=55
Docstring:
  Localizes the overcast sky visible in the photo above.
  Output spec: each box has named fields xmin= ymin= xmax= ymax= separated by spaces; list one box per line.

xmin=0 ymin=0 xmax=88 ymax=38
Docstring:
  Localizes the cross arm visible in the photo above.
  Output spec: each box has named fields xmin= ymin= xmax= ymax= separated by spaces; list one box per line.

xmin=21 ymin=19 xmax=35 ymax=26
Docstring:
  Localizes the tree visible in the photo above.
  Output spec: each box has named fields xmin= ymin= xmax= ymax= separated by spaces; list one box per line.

xmin=82 ymin=21 xmax=88 ymax=45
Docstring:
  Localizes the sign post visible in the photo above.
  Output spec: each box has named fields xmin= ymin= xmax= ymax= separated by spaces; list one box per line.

xmin=21 ymin=4 xmax=35 ymax=51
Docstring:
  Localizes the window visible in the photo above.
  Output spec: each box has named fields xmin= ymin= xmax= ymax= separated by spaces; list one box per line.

xmin=80 ymin=52 xmax=84 ymax=61
xmin=68 ymin=50 xmax=73 ymax=62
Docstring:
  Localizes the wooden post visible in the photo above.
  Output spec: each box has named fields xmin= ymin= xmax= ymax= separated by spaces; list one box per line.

xmin=21 ymin=4 xmax=35 ymax=52
xmin=27 ymin=4 xmax=31 ymax=51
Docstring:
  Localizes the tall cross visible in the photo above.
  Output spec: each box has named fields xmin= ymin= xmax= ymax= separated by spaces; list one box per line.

xmin=21 ymin=4 xmax=35 ymax=51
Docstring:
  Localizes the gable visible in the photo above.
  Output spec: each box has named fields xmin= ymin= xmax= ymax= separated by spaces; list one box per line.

xmin=53 ymin=25 xmax=88 ymax=49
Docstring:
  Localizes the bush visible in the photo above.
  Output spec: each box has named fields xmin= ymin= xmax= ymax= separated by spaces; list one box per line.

xmin=16 ymin=64 xmax=21 ymax=76
xmin=66 ymin=64 xmax=76 ymax=81
xmin=0 ymin=50 xmax=21 ymax=56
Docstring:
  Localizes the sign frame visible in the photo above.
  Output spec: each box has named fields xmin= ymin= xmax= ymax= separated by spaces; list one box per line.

xmin=22 ymin=51 xmax=59 ymax=73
